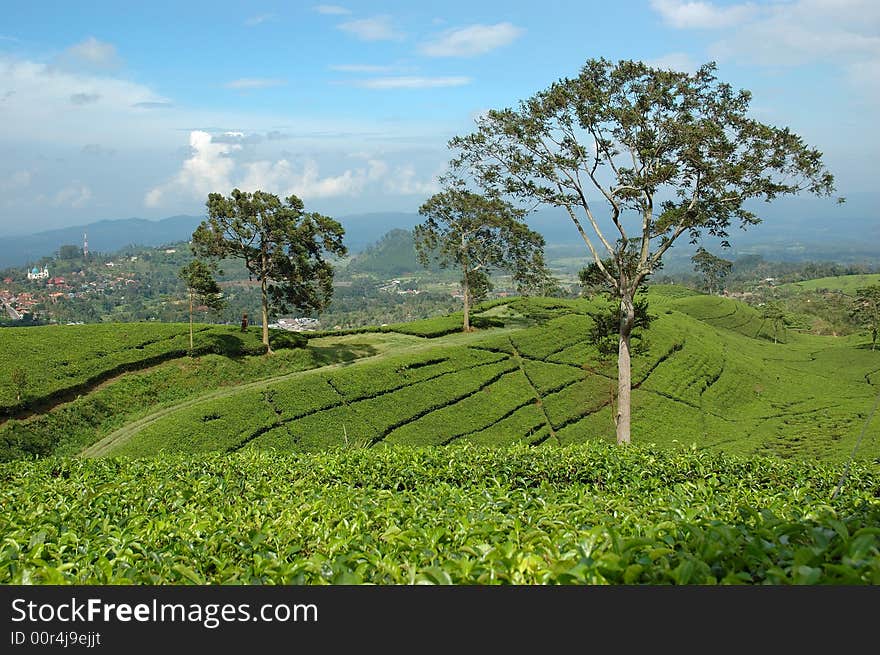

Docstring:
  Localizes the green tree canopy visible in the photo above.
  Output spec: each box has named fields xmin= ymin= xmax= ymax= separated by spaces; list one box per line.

xmin=414 ymin=185 xmax=547 ymax=331
xmin=448 ymin=58 xmax=835 ymax=444
xmin=178 ymin=259 xmax=225 ymax=352
xmin=691 ymin=247 xmax=733 ymax=295
xmin=850 ymin=285 xmax=880 ymax=351
xmin=192 ymin=190 xmax=346 ymax=352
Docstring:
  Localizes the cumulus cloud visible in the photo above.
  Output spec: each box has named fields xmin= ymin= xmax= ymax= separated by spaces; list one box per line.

xmin=212 ymin=131 xmax=264 ymax=145
xmin=146 ymin=131 xmax=395 ymax=206
xmin=420 ymin=22 xmax=524 ymax=57
xmin=314 ymin=5 xmax=350 ymax=15
xmin=145 ymin=131 xmax=239 ymax=207
xmin=650 ymin=0 xmax=757 ymax=29
xmin=350 ymin=76 xmax=471 ymax=89
xmin=239 ymin=159 xmax=369 ymax=198
xmin=224 ymin=78 xmax=286 ymax=90
xmin=338 ymin=16 xmax=401 ymax=41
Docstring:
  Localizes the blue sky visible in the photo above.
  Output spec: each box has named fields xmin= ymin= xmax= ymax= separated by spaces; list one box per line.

xmin=0 ymin=1 xmax=878 ymax=233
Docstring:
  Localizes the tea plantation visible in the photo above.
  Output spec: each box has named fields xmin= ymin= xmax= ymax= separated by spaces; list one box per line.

xmin=75 ymin=291 xmax=880 ymax=463
xmin=2 ymin=288 xmax=879 ymax=584
xmin=0 ymin=323 xmax=274 ymax=417
xmin=1 ymin=445 xmax=877 ymax=584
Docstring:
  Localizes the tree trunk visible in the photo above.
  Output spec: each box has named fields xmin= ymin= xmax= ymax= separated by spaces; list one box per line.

xmin=462 ymin=264 xmax=471 ymax=332
xmin=260 ymin=243 xmax=273 ymax=354
xmin=188 ymin=289 xmax=194 ymax=353
xmin=261 ymin=276 xmax=272 ymax=354
xmin=616 ymin=295 xmax=635 ymax=445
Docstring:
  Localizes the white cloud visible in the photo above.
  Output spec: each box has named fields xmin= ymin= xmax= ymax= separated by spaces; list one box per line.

xmin=245 ymin=14 xmax=274 ymax=26
xmin=52 ymin=184 xmax=92 ymax=208
xmin=420 ymin=22 xmax=524 ymax=57
xmin=146 ymin=131 xmax=396 ymax=206
xmin=383 ymin=164 xmax=440 ymax=195
xmin=0 ymin=55 xmax=173 ymax=145
xmin=338 ymin=16 xmax=401 ymax=41
xmin=0 ymin=170 xmax=32 ymax=192
xmin=314 ymin=5 xmax=350 ymax=15
xmin=651 ymin=0 xmax=757 ymax=29
xmin=145 ymin=131 xmax=239 ymax=207
xmin=651 ymin=1 xmax=880 ymax=101
xmin=55 ymin=37 xmax=121 ymax=70
xmin=350 ymin=76 xmax=471 ymax=89
xmin=240 ymin=159 xmax=369 ymax=198
xmin=224 ymin=78 xmax=286 ymax=90
xmin=646 ymin=52 xmax=700 ymax=73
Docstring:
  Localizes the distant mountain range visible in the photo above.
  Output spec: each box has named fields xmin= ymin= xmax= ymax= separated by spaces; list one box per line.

xmin=1 ymin=192 xmax=877 ymax=270
xmin=0 ymin=212 xmax=423 ymax=269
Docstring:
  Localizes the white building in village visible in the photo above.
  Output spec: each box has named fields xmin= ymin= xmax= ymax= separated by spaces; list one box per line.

xmin=26 ymin=265 xmax=49 ymax=280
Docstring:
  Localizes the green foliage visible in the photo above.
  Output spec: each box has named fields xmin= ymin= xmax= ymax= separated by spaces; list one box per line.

xmin=587 ymin=295 xmax=654 ymax=358
xmin=692 ymin=248 xmax=733 ymax=295
xmin=760 ymin=301 xmax=788 ymax=344
xmin=2 ymin=444 xmax=877 ymax=584
xmin=850 ymin=285 xmax=880 ymax=350
xmin=57 ymin=244 xmax=82 ymax=260
xmin=192 ymin=189 xmax=347 ymax=346
xmin=449 ymin=57 xmax=836 ymax=442
xmin=179 ymin=260 xmax=224 ymax=312
xmin=10 ymin=368 xmax=27 ymax=403
xmin=415 ymin=185 xmax=547 ymax=330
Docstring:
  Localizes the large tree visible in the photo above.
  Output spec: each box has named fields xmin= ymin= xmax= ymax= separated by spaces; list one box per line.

xmin=178 ymin=259 xmax=224 ymax=352
xmin=691 ymin=247 xmax=732 ymax=295
xmin=760 ymin=300 xmax=787 ymax=344
xmin=415 ymin=185 xmax=547 ymax=332
xmin=449 ymin=58 xmax=835 ymax=444
xmin=192 ymin=190 xmax=346 ymax=352
xmin=850 ymin=285 xmax=880 ymax=351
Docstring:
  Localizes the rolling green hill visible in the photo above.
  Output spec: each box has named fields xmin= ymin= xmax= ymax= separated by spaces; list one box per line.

xmin=8 ymin=289 xmax=866 ymax=463
xmin=0 ymin=323 xmax=286 ymax=418
xmin=781 ymin=273 xmax=880 ymax=293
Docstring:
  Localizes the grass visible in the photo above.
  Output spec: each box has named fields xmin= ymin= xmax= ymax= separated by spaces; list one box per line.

xmin=1 ymin=444 xmax=877 ymax=584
